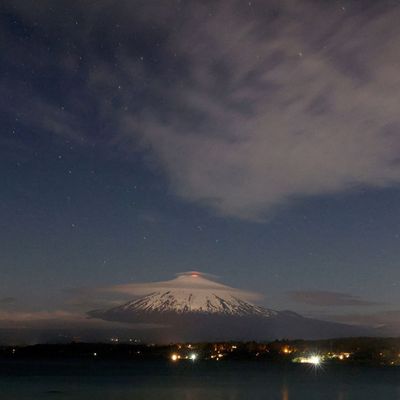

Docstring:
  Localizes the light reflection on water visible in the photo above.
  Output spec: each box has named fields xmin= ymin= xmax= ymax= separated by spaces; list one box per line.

xmin=270 ymin=384 xmax=339 ymax=400
xmin=281 ymin=386 xmax=289 ymax=400
xmin=1 ymin=360 xmax=400 ymax=400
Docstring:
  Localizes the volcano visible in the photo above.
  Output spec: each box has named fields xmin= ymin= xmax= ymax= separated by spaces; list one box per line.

xmin=89 ymin=273 xmax=374 ymax=342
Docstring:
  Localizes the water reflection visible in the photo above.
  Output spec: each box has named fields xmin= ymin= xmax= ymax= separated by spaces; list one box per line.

xmin=281 ymin=386 xmax=289 ymax=400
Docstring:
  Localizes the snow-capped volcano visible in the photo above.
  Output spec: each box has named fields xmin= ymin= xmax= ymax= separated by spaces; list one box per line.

xmin=88 ymin=272 xmax=375 ymax=341
xmin=104 ymin=273 xmax=276 ymax=318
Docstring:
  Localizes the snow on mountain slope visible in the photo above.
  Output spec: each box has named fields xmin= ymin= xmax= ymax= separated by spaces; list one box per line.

xmin=115 ymin=290 xmax=276 ymax=317
xmin=90 ymin=272 xmax=276 ymax=318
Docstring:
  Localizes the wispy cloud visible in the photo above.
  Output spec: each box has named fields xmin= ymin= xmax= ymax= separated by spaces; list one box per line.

xmin=0 ymin=297 xmax=17 ymax=305
xmin=316 ymin=310 xmax=400 ymax=332
xmin=0 ymin=309 xmax=157 ymax=330
xmin=124 ymin=1 xmax=400 ymax=219
xmin=287 ymin=290 xmax=381 ymax=307
xmin=3 ymin=1 xmax=400 ymax=219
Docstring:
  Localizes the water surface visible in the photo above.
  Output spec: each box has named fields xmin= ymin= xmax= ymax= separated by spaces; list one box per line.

xmin=1 ymin=359 xmax=399 ymax=399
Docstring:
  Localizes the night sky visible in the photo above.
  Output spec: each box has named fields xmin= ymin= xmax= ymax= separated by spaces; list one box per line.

xmin=1 ymin=1 xmax=400 ymax=333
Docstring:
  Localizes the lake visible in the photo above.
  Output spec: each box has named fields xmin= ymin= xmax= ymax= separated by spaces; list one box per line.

xmin=1 ymin=359 xmax=400 ymax=399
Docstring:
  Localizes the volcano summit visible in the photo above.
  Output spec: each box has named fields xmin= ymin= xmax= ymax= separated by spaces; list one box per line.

xmin=89 ymin=272 xmax=373 ymax=342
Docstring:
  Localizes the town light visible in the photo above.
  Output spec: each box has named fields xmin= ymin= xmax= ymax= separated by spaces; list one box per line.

xmin=295 ymin=354 xmax=322 ymax=366
xmin=309 ymin=355 xmax=321 ymax=366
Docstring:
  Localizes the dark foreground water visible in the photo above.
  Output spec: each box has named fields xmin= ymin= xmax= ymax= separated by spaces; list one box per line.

xmin=1 ymin=359 xmax=400 ymax=400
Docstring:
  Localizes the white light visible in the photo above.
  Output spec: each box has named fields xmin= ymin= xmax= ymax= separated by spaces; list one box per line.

xmin=310 ymin=356 xmax=320 ymax=364
xmin=309 ymin=355 xmax=321 ymax=366
xmin=189 ymin=353 xmax=197 ymax=361
xmin=296 ymin=355 xmax=322 ymax=366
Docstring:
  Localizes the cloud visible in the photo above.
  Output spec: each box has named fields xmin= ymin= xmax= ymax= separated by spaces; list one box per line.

xmin=0 ymin=310 xmax=90 ymax=329
xmin=317 ymin=310 xmax=400 ymax=333
xmin=0 ymin=297 xmax=16 ymax=305
xmin=125 ymin=1 xmax=400 ymax=219
xmin=92 ymin=271 xmax=263 ymax=302
xmin=3 ymin=1 xmax=400 ymax=219
xmin=287 ymin=290 xmax=381 ymax=307
xmin=0 ymin=309 xmax=157 ymax=330
xmin=0 ymin=310 xmax=84 ymax=323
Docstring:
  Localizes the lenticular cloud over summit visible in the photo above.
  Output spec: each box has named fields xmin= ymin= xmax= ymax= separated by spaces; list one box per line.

xmin=98 ymin=272 xmax=263 ymax=302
